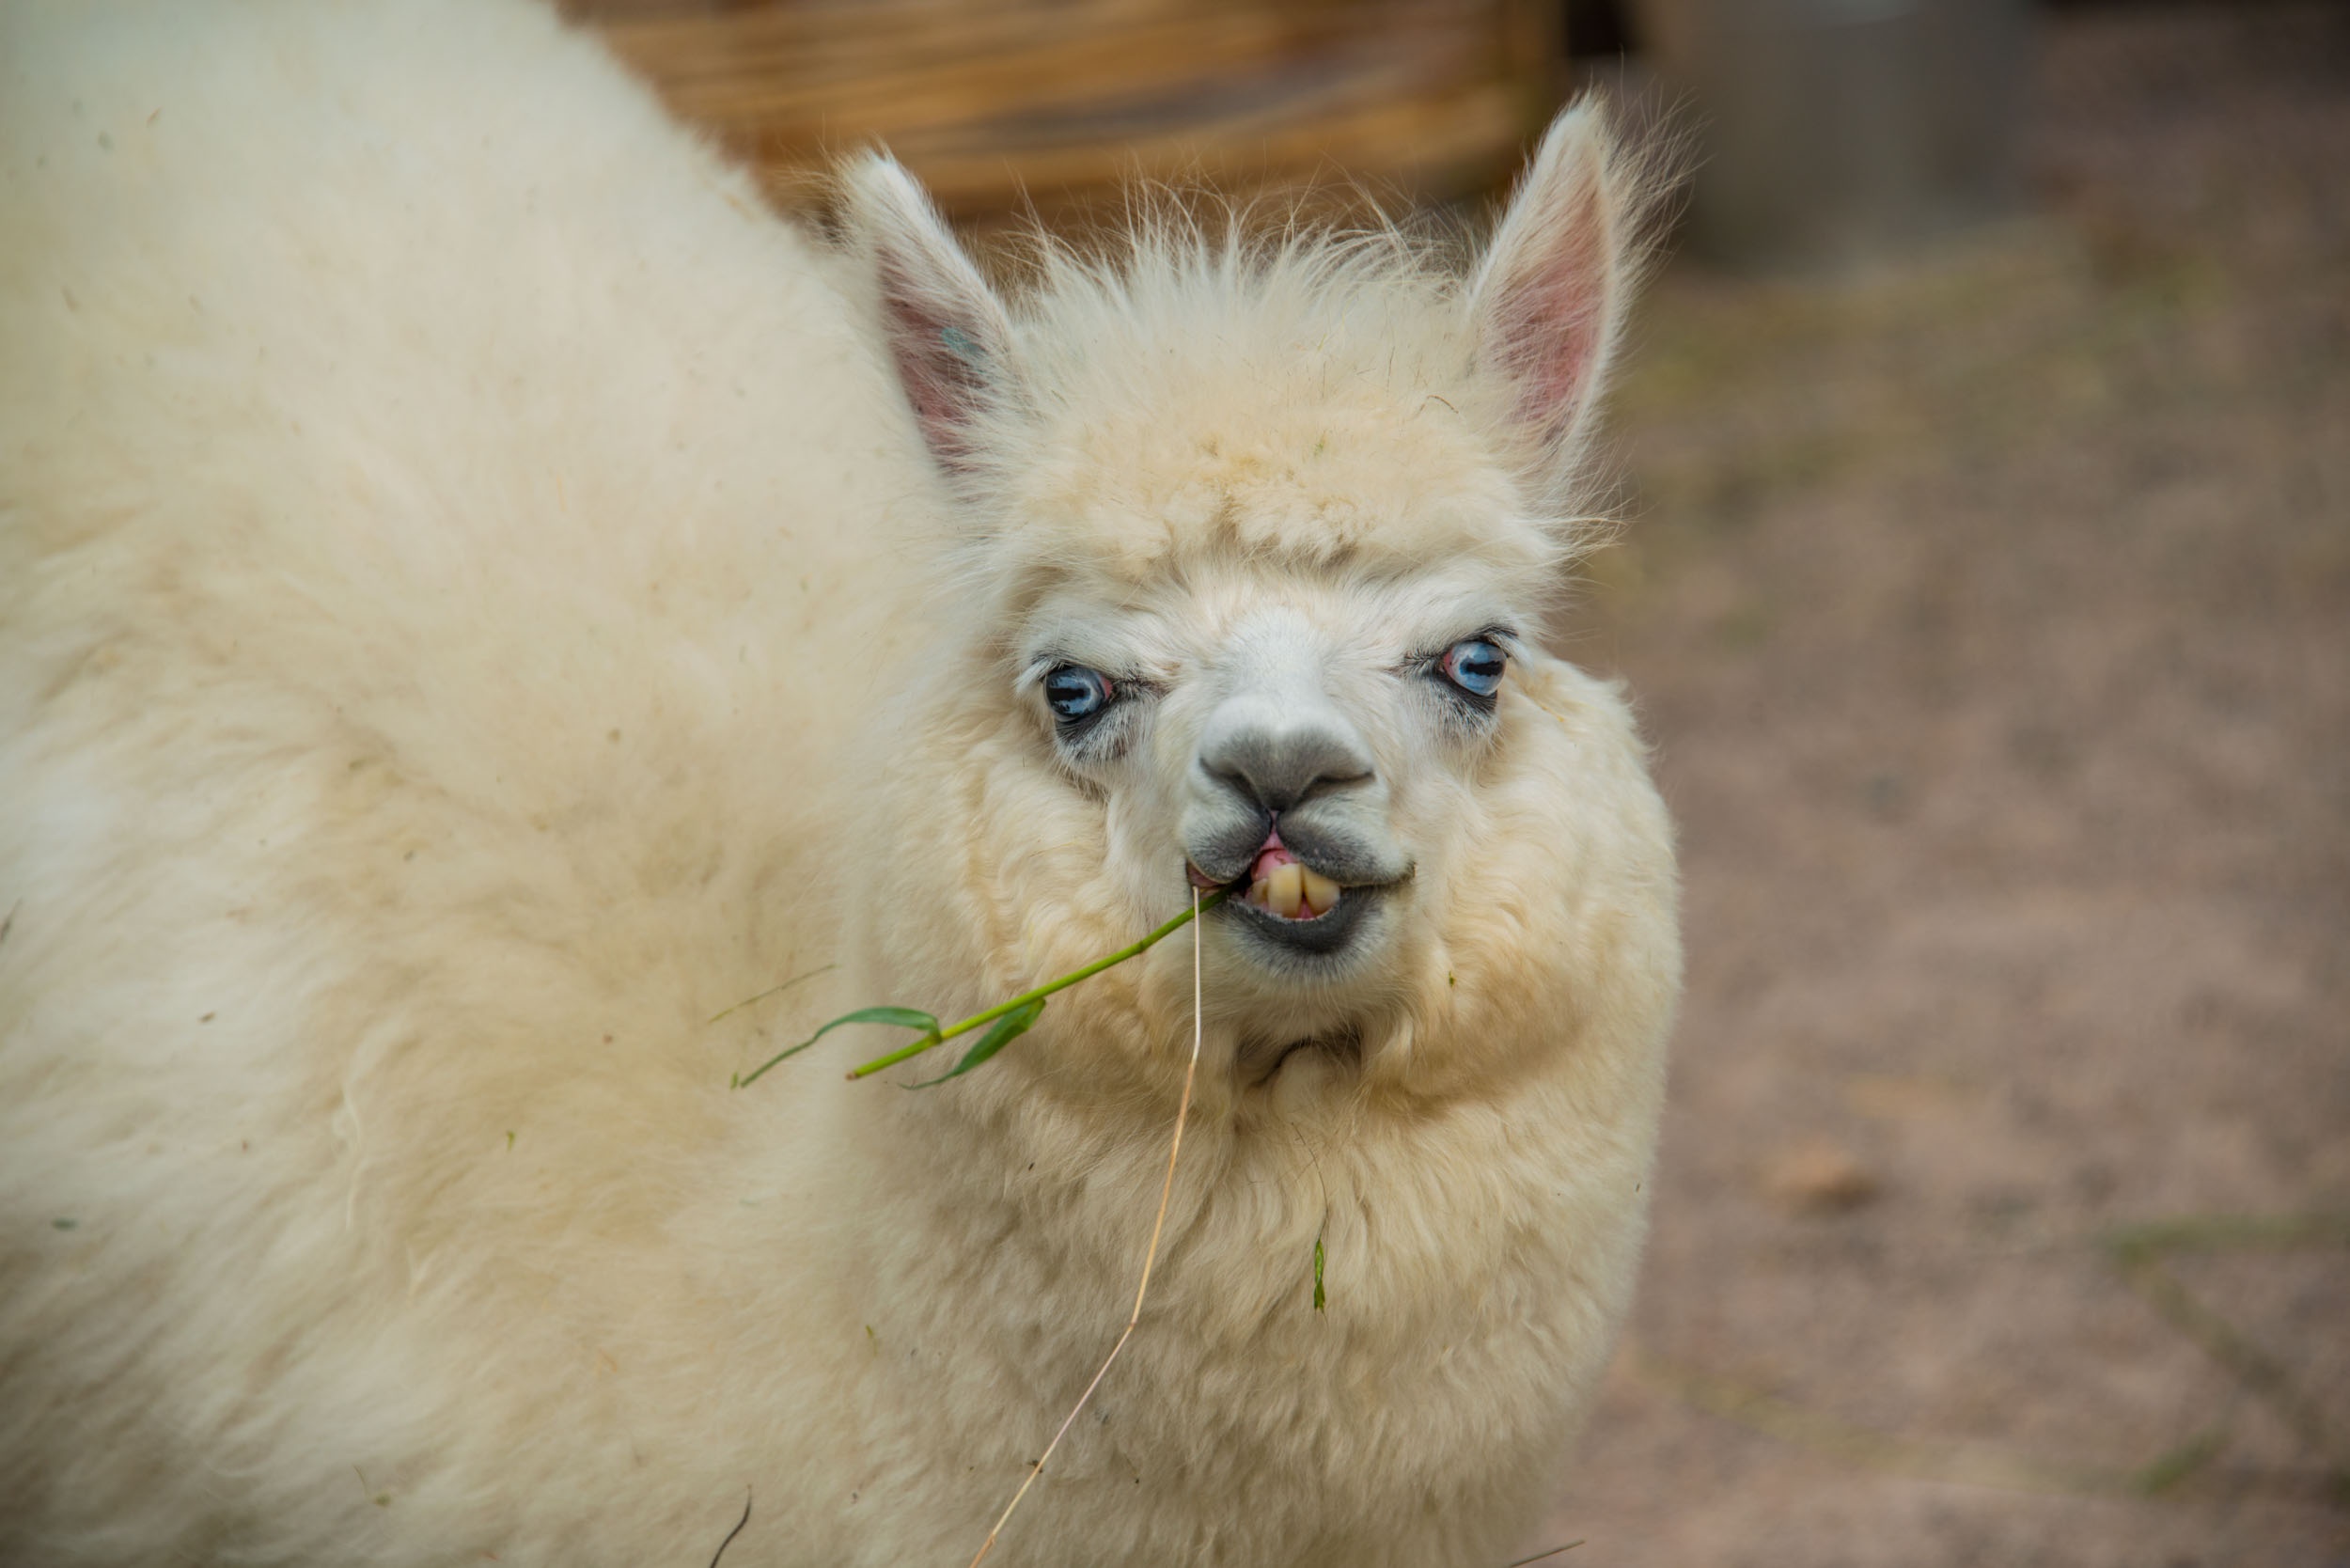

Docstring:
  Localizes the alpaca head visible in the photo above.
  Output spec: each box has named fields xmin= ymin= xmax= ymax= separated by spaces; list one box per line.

xmin=841 ymin=107 xmax=1668 ymax=1091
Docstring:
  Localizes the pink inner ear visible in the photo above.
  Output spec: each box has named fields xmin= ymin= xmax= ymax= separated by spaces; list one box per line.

xmin=1487 ymin=183 xmax=1614 ymax=445
xmin=880 ymin=258 xmax=994 ymax=473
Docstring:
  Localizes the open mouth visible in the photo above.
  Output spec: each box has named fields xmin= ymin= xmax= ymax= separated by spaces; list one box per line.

xmin=1239 ymin=831 xmax=1342 ymax=921
xmin=1188 ymin=827 xmax=1383 ymax=956
xmin=1189 ymin=828 xmax=1339 ymax=921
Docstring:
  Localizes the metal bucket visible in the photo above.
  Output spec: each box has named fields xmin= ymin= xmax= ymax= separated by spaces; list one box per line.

xmin=1632 ymin=0 xmax=2031 ymax=273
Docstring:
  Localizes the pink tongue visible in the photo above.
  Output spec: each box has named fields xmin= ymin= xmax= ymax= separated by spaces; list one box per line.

xmin=1249 ymin=843 xmax=1299 ymax=884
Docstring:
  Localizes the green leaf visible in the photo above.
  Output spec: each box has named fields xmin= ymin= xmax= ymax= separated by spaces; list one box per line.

xmin=908 ymin=998 xmax=1044 ymax=1088
xmin=815 ymin=1006 xmax=941 ymax=1036
xmin=1312 ymin=1234 xmax=1325 ymax=1311
xmin=735 ymin=1006 xmax=940 ymax=1089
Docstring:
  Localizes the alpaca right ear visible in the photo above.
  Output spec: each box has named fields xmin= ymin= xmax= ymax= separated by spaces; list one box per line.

xmin=839 ymin=154 xmax=1019 ymax=478
xmin=1469 ymin=103 xmax=1639 ymax=472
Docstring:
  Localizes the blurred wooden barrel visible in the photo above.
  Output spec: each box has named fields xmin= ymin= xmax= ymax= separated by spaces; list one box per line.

xmin=561 ymin=0 xmax=1559 ymax=225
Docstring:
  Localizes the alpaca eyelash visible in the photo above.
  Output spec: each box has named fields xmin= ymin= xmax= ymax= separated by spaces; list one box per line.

xmin=1402 ymin=624 xmax=1523 ymax=669
xmin=1428 ymin=682 xmax=1502 ymax=739
xmin=1016 ymin=655 xmax=1137 ymax=693
xmin=1056 ymin=701 xmax=1120 ymax=748
xmin=1019 ymin=657 xmax=1160 ymax=706
xmin=1055 ymin=702 xmax=1140 ymax=768
xmin=1021 ymin=661 xmax=1152 ymax=761
xmin=1405 ymin=626 xmax=1520 ymax=714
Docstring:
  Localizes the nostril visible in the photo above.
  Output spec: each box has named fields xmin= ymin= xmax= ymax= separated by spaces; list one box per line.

xmin=1197 ymin=727 xmax=1375 ymax=814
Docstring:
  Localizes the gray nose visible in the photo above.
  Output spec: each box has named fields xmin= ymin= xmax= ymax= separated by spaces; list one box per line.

xmin=1198 ymin=711 xmax=1374 ymax=814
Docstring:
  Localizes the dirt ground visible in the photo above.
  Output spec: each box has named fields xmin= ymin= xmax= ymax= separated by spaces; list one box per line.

xmin=1528 ymin=6 xmax=2350 ymax=1564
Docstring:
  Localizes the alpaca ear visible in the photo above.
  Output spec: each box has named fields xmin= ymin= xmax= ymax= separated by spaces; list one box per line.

xmin=838 ymin=154 xmax=1019 ymax=478
xmin=1470 ymin=103 xmax=1637 ymax=466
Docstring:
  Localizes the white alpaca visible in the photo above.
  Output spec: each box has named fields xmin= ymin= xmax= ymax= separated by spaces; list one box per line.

xmin=0 ymin=4 xmax=1680 ymax=1564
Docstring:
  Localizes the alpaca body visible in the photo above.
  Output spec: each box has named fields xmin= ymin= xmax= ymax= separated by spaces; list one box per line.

xmin=0 ymin=4 xmax=1679 ymax=1564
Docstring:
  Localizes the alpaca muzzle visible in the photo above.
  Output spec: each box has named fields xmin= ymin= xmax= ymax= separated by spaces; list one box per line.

xmin=1180 ymin=643 xmax=1414 ymax=959
xmin=1183 ymin=816 xmax=1412 ymax=964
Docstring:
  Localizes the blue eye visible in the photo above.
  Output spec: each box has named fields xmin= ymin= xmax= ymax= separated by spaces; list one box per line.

xmin=1044 ymin=665 xmax=1114 ymax=722
xmin=1439 ymin=638 xmax=1507 ymax=698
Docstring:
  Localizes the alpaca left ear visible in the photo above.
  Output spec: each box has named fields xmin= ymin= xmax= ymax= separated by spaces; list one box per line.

xmin=839 ymin=154 xmax=1019 ymax=478
xmin=1470 ymin=103 xmax=1637 ymax=467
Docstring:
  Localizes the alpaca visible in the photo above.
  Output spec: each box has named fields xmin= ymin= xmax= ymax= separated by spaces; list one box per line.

xmin=0 ymin=3 xmax=1680 ymax=1564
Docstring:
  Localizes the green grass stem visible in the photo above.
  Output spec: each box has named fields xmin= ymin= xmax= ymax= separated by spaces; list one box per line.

xmin=845 ymin=889 xmax=1228 ymax=1080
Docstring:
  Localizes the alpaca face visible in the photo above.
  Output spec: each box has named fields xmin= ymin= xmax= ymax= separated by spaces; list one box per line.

xmin=845 ymin=106 xmax=1648 ymax=1039
xmin=1007 ymin=561 xmax=1521 ymax=990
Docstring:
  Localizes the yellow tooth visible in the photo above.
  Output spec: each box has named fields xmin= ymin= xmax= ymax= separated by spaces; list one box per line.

xmin=1267 ymin=861 xmax=1305 ymax=918
xmin=1246 ymin=876 xmax=1272 ymax=908
xmin=1300 ymin=868 xmax=1340 ymax=917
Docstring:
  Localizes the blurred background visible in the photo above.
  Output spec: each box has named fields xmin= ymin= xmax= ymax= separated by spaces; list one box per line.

xmin=566 ymin=1 xmax=2348 ymax=1560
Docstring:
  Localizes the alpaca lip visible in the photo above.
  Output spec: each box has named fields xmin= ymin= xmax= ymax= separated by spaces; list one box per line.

xmin=1221 ymin=877 xmax=1383 ymax=957
xmin=1183 ymin=823 xmax=1409 ymax=952
xmin=1202 ymin=836 xmax=1393 ymax=958
xmin=1184 ymin=856 xmax=1348 ymax=915
xmin=1184 ymin=856 xmax=1384 ymax=956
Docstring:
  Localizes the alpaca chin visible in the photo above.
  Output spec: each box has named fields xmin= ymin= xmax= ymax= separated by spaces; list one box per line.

xmin=1235 ymin=1023 xmax=1367 ymax=1090
xmin=0 ymin=6 xmax=1681 ymax=1565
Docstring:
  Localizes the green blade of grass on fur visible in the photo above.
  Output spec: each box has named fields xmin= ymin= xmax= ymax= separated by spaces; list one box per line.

xmin=733 ymin=1006 xmax=939 ymax=1090
xmin=843 ymin=888 xmax=1230 ymax=1081
xmin=908 ymin=998 xmax=1045 ymax=1089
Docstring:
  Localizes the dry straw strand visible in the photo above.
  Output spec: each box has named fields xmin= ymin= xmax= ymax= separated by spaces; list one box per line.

xmin=705 ymin=1490 xmax=752 ymax=1568
xmin=707 ymin=963 xmax=835 ymax=1027
xmin=964 ymin=886 xmax=1208 ymax=1567
xmin=1501 ymin=1544 xmax=1587 ymax=1568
